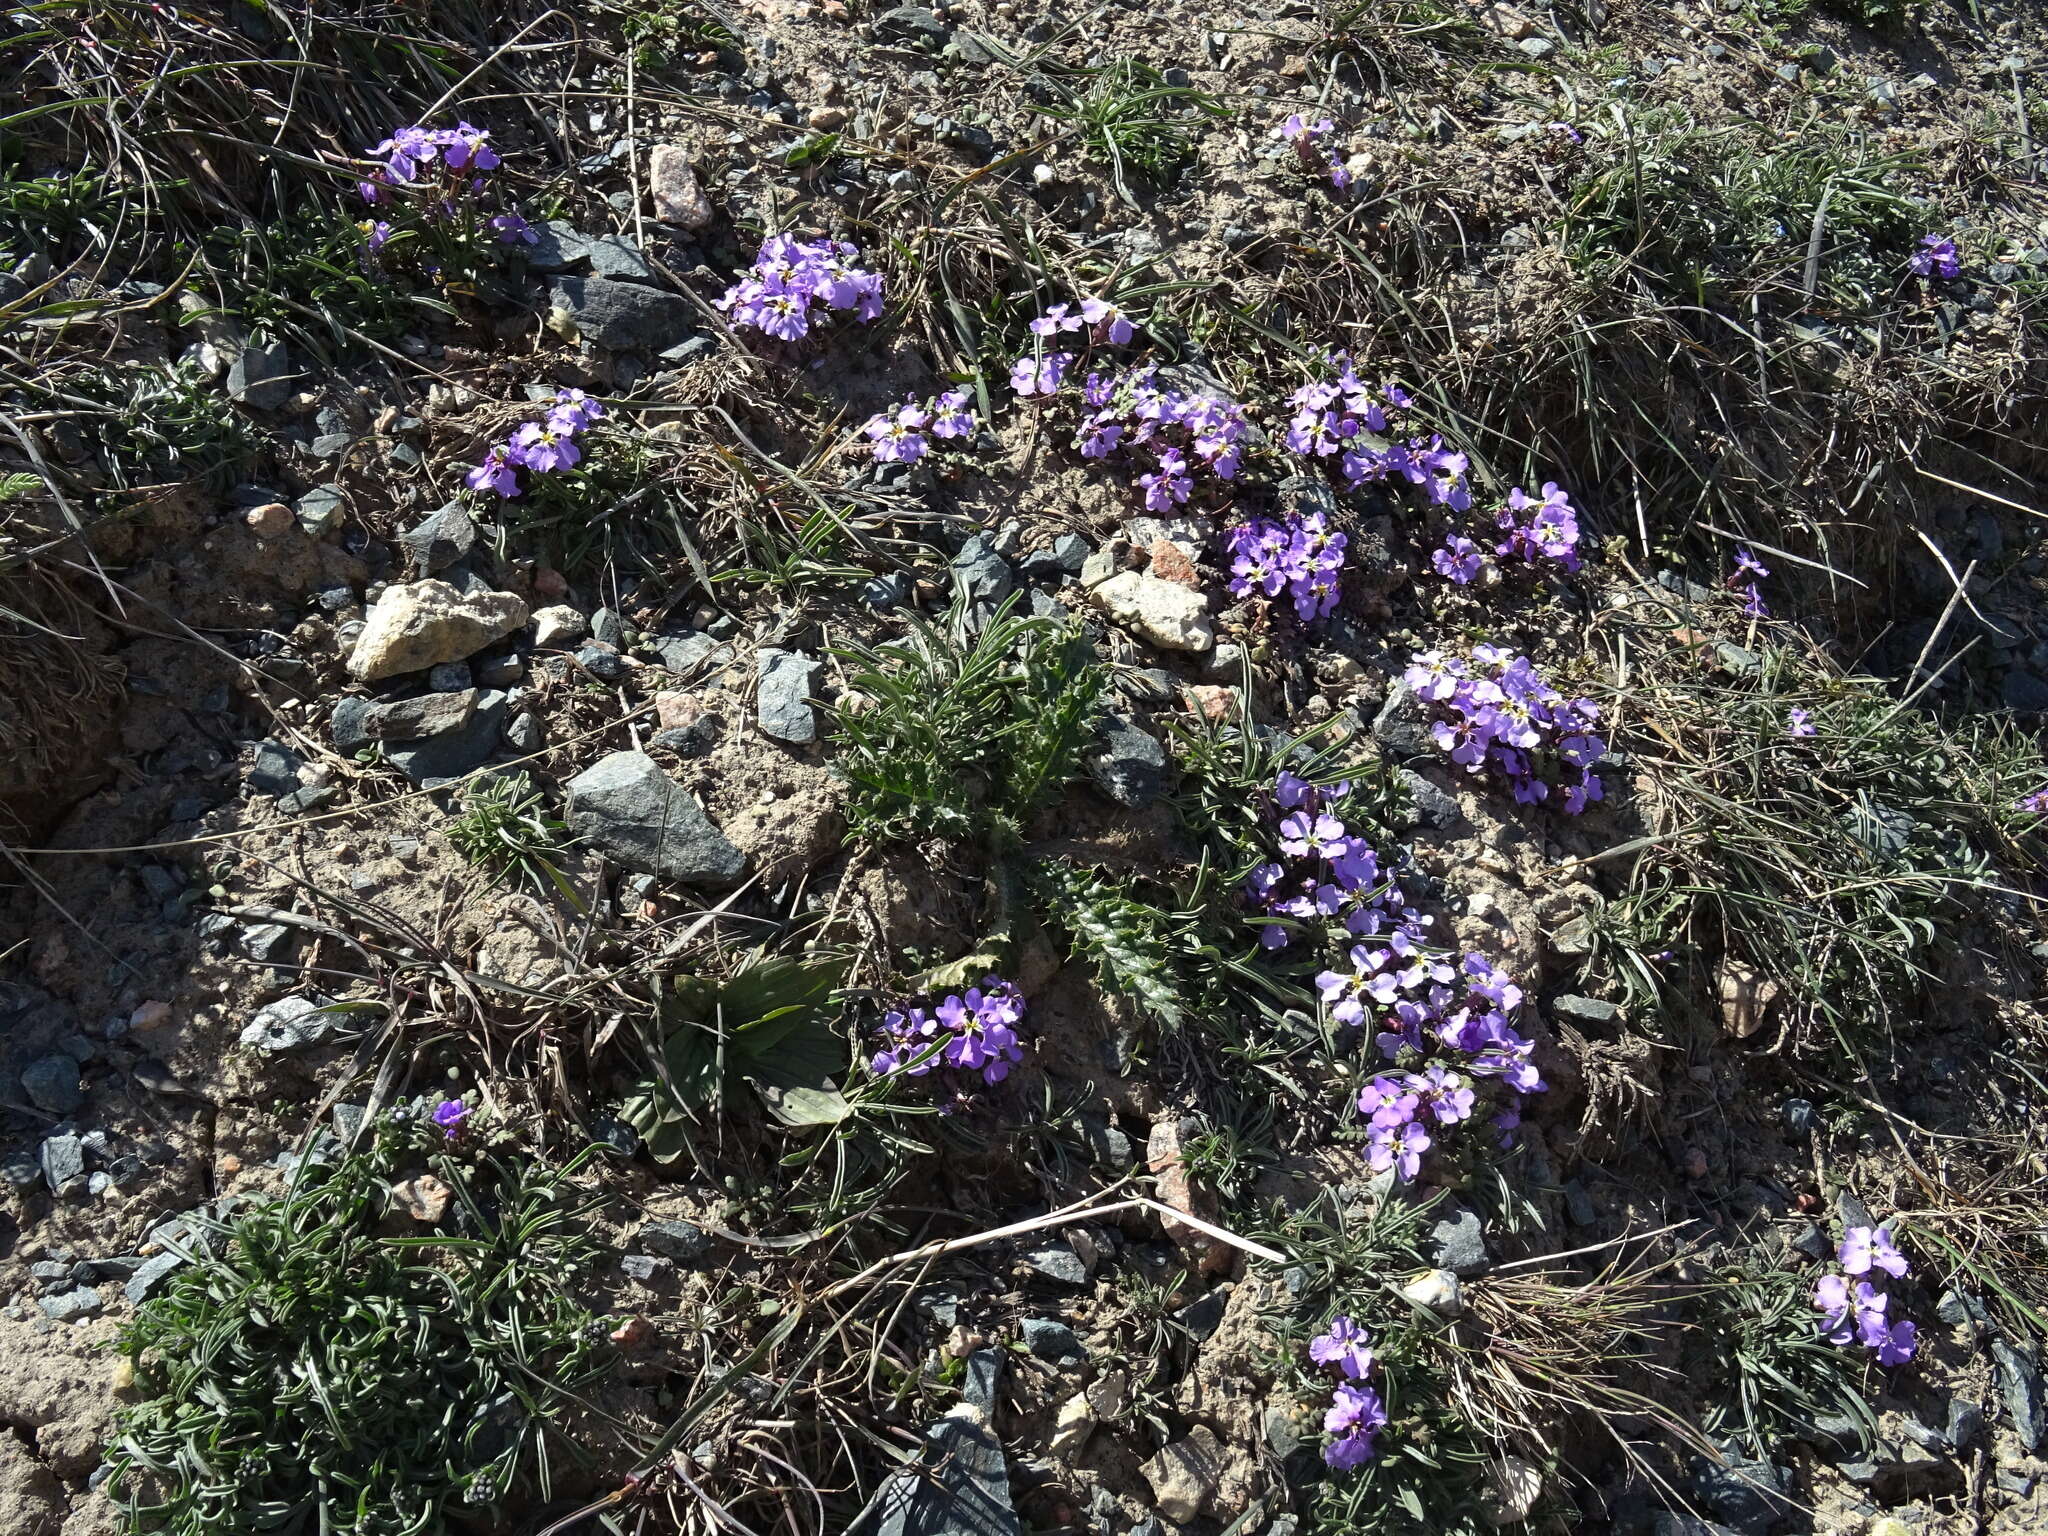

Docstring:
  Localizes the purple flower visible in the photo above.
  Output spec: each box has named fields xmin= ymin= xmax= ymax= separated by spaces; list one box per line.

xmin=432 ymin=1098 xmax=468 ymax=1137
xmin=1787 ymin=708 xmax=1816 ymax=738
xmin=864 ymin=399 xmax=932 ymax=463
xmin=1872 ymin=1319 xmax=1917 ymax=1366
xmin=1840 ymin=1225 xmax=1909 ymax=1279
xmin=1308 ymin=1315 xmax=1375 ymax=1379
xmin=438 ymin=121 xmax=499 ymax=172
xmin=872 ymin=978 xmax=1027 ymax=1088
xmin=1433 ymin=534 xmax=1484 ymax=583
xmin=551 ymin=388 xmax=605 ymax=431
xmin=1494 ymin=482 xmax=1582 ymax=572
xmin=1321 ymin=1381 xmax=1386 ymax=1470
xmin=358 ymin=178 xmax=387 ymax=205
xmin=1909 ymin=235 xmax=1960 ymax=280
xmin=491 ymin=210 xmax=539 ymax=245
xmin=2019 ymin=787 xmax=2048 ymax=814
xmin=370 ymin=125 xmax=439 ymax=182
xmin=1029 ymin=302 xmax=1082 ymax=336
xmin=512 ymin=420 xmax=581 ymax=474
xmin=931 ymin=388 xmax=976 ymax=439
xmin=1010 ymin=351 xmax=1072 ymax=397
xmin=1733 ymin=547 xmax=1770 ymax=580
xmin=365 ymin=220 xmax=395 ymax=252
xmin=1815 ymin=1273 xmax=1855 ymax=1344
xmin=718 ymin=235 xmax=882 ymax=340
xmin=1079 ymin=296 xmax=1135 ymax=345
xmin=467 ymin=445 xmax=521 ymax=498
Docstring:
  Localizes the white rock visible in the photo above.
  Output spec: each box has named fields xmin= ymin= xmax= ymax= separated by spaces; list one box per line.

xmin=1049 ymin=1392 xmax=1095 ymax=1457
xmin=1482 ymin=1456 xmax=1542 ymax=1525
xmin=531 ymin=604 xmax=590 ymax=648
xmin=347 ymin=580 xmax=528 ymax=681
xmin=1087 ymin=570 xmax=1214 ymax=653
xmin=1399 ymin=1267 xmax=1464 ymax=1317
xmin=648 ymin=144 xmax=713 ymax=229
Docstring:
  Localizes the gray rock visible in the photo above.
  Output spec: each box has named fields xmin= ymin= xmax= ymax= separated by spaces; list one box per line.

xmin=1020 ymin=534 xmax=1089 ymax=580
xmin=1937 ymin=1287 xmax=1990 ymax=1329
xmin=583 ymin=235 xmax=655 ymax=283
xmin=523 ymin=220 xmax=590 ymax=272
xmin=1426 ymin=1202 xmax=1490 ymax=1276
xmin=1563 ymin=1180 xmax=1597 ymax=1227
xmin=21 ymin=1055 xmax=83 ymax=1116
xmin=951 ymin=532 xmax=1013 ymax=623
xmin=961 ymin=1348 xmax=1004 ymax=1414
xmin=240 ymin=994 xmax=351 ymax=1053
xmin=575 ymin=643 xmax=625 ymax=682
xmin=619 ymin=1254 xmax=662 ymax=1282
xmin=1689 ymin=1447 xmax=1790 ymax=1536
xmin=239 ymin=922 xmax=299 ymax=965
xmin=1019 ymin=1241 xmax=1088 ymax=1287
xmin=648 ymin=632 xmax=733 ymax=677
xmin=123 ymin=1250 xmax=187 ymax=1306
xmin=384 ymin=690 xmax=509 ymax=783
xmin=1789 ymin=1225 xmax=1831 ymax=1261
xmin=1397 ymin=768 xmax=1463 ymax=830
xmin=862 ymin=573 xmax=912 ymax=611
xmin=549 ymin=276 xmax=698 ymax=351
xmin=428 ymin=662 xmax=472 ymax=692
xmin=875 ymin=1411 xmax=1018 ymax=1536
xmin=39 ymin=1134 xmax=85 ymax=1193
xmin=1551 ymin=995 xmax=1621 ymax=1026
xmin=756 ymin=649 xmax=823 ymax=745
xmin=1174 ymin=1287 xmax=1228 ymax=1341
xmin=1021 ymin=1317 xmax=1083 ymax=1364
xmin=875 ymin=5 xmax=950 ymax=47
xmin=247 ymin=738 xmax=304 ymax=796
xmin=39 ymin=1287 xmax=102 ymax=1323
xmin=1836 ymin=1190 xmax=1876 ymax=1232
xmin=1372 ymin=681 xmax=1434 ymax=758
xmin=295 ymin=483 xmax=346 ymax=536
xmin=362 ymin=689 xmax=478 ymax=741
xmin=227 ymin=338 xmax=293 ymax=411
xmin=590 ymin=607 xmax=626 ymax=647
xmin=1076 ymin=1113 xmax=1132 ymax=1167
xmin=1087 ymin=714 xmax=1167 ymax=808
xmin=504 ymin=713 xmax=543 ymax=752
xmin=639 ymin=1219 xmax=713 ymax=1263
xmin=398 ymin=502 xmax=476 ymax=574
xmin=1994 ymin=1338 xmax=2046 ymax=1451
xmin=331 ymin=696 xmax=372 ymax=754
xmin=1781 ymin=1098 xmax=1816 ymax=1136
xmin=564 ymin=750 xmax=746 ymax=887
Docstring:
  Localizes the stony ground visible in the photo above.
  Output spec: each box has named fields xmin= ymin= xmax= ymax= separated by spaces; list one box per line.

xmin=3 ymin=0 xmax=2048 ymax=1534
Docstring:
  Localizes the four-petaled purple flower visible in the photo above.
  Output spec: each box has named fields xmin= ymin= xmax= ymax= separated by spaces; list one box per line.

xmin=1909 ymin=235 xmax=1960 ymax=281
xmin=870 ymin=977 xmax=1028 ymax=1088
xmin=1307 ymin=1314 xmax=1386 ymax=1470
xmin=1227 ymin=509 xmax=1348 ymax=622
xmin=864 ymin=398 xmax=933 ymax=464
xmin=1274 ymin=112 xmax=1354 ymax=190
xmin=1433 ymin=534 xmax=1485 ymax=584
xmin=1308 ymin=1314 xmax=1376 ymax=1379
xmin=432 ymin=1098 xmax=468 ymax=1138
xmin=1494 ymin=482 xmax=1583 ymax=572
xmin=1787 ymin=708 xmax=1816 ymax=739
xmin=467 ymin=388 xmax=607 ymax=500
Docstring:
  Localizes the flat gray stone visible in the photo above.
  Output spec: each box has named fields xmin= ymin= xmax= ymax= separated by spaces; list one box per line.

xmin=756 ymin=649 xmax=823 ymax=745
xmin=398 ymin=502 xmax=476 ymax=574
xmin=638 ymin=1219 xmax=714 ymax=1263
xmin=875 ymin=1411 xmax=1018 ymax=1536
xmin=1086 ymin=714 xmax=1167 ymax=808
xmin=1019 ymin=1241 xmax=1088 ymax=1286
xmin=294 ymin=483 xmax=345 ymax=536
xmin=648 ymin=632 xmax=733 ymax=677
xmin=383 ymin=690 xmax=508 ymax=783
xmin=362 ymin=689 xmax=478 ymax=742
xmin=124 ymin=1250 xmax=187 ymax=1306
xmin=1426 ymin=1202 xmax=1491 ymax=1276
xmin=39 ymin=1286 xmax=102 ymax=1322
xmin=548 ymin=276 xmax=698 ymax=352
xmin=1020 ymin=1317 xmax=1083 ymax=1364
xmin=21 ymin=1055 xmax=83 ymax=1115
xmin=564 ymin=750 xmax=746 ymax=887
xmin=38 ymin=1134 xmax=84 ymax=1193
xmin=227 ymin=338 xmax=293 ymax=411
xmin=240 ymin=995 xmax=349 ymax=1053
xmin=1995 ymin=1338 xmax=2046 ymax=1452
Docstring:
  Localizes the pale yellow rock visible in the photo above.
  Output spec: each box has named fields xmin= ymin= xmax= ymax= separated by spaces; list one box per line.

xmin=1087 ymin=569 xmax=1214 ymax=652
xmin=347 ymin=580 xmax=527 ymax=681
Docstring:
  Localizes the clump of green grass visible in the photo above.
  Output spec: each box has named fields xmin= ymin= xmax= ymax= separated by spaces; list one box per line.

xmin=1691 ymin=1259 xmax=1879 ymax=1456
xmin=830 ymin=591 xmax=1103 ymax=846
xmin=1585 ymin=607 xmax=2036 ymax=1053
xmin=109 ymin=1148 xmax=611 ymax=1536
xmin=45 ymin=359 xmax=266 ymax=493
xmin=446 ymin=773 xmax=575 ymax=897
xmin=1041 ymin=61 xmax=1229 ymax=205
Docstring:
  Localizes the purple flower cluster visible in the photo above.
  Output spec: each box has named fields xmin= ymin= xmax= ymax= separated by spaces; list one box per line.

xmin=1345 ymin=952 xmax=1546 ymax=1180
xmin=861 ymin=389 xmax=977 ymax=463
xmin=465 ymin=388 xmax=605 ymax=499
xmin=1308 ymin=1315 xmax=1386 ymax=1470
xmin=1016 ymin=362 xmax=1251 ymax=508
xmin=1275 ymin=113 xmax=1354 ymax=190
xmin=1242 ymin=774 xmax=1430 ymax=953
xmin=1908 ymin=235 xmax=1960 ymax=281
xmin=717 ymin=235 xmax=883 ymax=341
xmin=869 ymin=977 xmax=1027 ymax=1087
xmin=1406 ymin=646 xmax=1606 ymax=812
xmin=1814 ymin=1225 xmax=1917 ymax=1367
xmin=1432 ymin=481 xmax=1585 ymax=585
xmin=1731 ymin=546 xmax=1769 ymax=618
xmin=2018 ymin=787 xmax=2048 ymax=813
xmin=1494 ymin=482 xmax=1583 ymax=571
xmin=358 ymin=122 xmax=536 ymax=249
xmin=1225 ymin=510 xmax=1348 ymax=621
xmin=1283 ymin=359 xmax=1471 ymax=510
